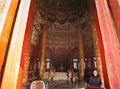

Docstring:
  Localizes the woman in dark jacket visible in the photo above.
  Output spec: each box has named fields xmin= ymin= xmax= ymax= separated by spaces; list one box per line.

xmin=89 ymin=69 xmax=102 ymax=88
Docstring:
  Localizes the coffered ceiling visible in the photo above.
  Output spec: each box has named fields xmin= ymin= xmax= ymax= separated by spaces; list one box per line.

xmin=36 ymin=0 xmax=88 ymax=24
xmin=31 ymin=0 xmax=95 ymax=61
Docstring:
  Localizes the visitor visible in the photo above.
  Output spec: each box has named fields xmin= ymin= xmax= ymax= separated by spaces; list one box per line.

xmin=88 ymin=69 xmax=102 ymax=88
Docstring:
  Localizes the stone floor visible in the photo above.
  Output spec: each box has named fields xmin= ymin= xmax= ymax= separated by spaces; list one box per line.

xmin=22 ymin=80 xmax=85 ymax=89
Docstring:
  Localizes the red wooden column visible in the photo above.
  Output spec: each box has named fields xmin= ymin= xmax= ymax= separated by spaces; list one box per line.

xmin=51 ymin=47 xmax=55 ymax=67
xmin=109 ymin=0 xmax=120 ymax=39
xmin=94 ymin=0 xmax=120 ymax=89
xmin=33 ymin=44 xmax=39 ymax=73
xmin=39 ymin=24 xmax=47 ymax=78
xmin=89 ymin=0 xmax=104 ymax=86
xmin=68 ymin=47 xmax=73 ymax=68
xmin=77 ymin=24 xmax=84 ymax=79
xmin=17 ymin=0 xmax=34 ymax=88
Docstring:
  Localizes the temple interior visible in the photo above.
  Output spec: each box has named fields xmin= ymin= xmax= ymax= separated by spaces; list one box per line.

xmin=0 ymin=0 xmax=120 ymax=89
xmin=23 ymin=0 xmax=100 ymax=88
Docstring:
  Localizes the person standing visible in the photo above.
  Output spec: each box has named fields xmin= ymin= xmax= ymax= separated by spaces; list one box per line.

xmin=89 ymin=69 xmax=102 ymax=88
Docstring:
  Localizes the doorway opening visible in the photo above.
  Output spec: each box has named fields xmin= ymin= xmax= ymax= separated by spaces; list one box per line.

xmin=22 ymin=0 xmax=102 ymax=88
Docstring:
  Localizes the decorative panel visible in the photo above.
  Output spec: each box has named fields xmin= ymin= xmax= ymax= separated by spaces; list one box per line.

xmin=46 ymin=24 xmax=78 ymax=49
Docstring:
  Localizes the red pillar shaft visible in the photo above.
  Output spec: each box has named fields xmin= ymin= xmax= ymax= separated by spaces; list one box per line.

xmin=17 ymin=0 xmax=34 ymax=88
xmin=94 ymin=0 xmax=120 ymax=88
xmin=109 ymin=0 xmax=120 ymax=38
xmin=93 ymin=0 xmax=109 ymax=88
xmin=68 ymin=47 xmax=73 ymax=68
xmin=51 ymin=47 xmax=55 ymax=66
xmin=34 ymin=44 xmax=39 ymax=71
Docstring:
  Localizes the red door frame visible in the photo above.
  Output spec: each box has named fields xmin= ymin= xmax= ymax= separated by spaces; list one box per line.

xmin=93 ymin=0 xmax=120 ymax=89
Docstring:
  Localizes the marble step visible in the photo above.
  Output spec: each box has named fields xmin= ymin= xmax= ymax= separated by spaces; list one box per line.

xmin=54 ymin=72 xmax=68 ymax=80
xmin=43 ymin=72 xmax=49 ymax=79
xmin=43 ymin=72 xmax=68 ymax=80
